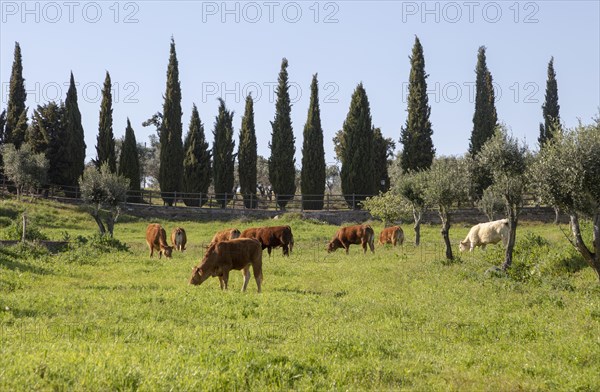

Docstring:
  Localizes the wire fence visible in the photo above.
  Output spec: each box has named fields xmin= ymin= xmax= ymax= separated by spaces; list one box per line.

xmin=0 ymin=179 xmax=374 ymax=211
xmin=0 ymin=179 xmax=543 ymax=212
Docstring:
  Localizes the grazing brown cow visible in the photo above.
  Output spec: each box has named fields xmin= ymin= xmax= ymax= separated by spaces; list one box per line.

xmin=327 ymin=224 xmax=375 ymax=254
xmin=171 ymin=227 xmax=187 ymax=251
xmin=189 ymin=238 xmax=263 ymax=292
xmin=210 ymin=228 xmax=241 ymax=245
xmin=378 ymin=226 xmax=404 ymax=246
xmin=240 ymin=225 xmax=294 ymax=256
xmin=146 ymin=224 xmax=173 ymax=259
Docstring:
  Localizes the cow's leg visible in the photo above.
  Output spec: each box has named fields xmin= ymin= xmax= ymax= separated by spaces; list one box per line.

xmin=369 ymin=239 xmax=375 ymax=254
xmin=222 ymin=271 xmax=230 ymax=290
xmin=241 ymin=266 xmax=251 ymax=292
xmin=253 ymin=263 xmax=263 ymax=293
xmin=219 ymin=276 xmax=225 ymax=290
xmin=343 ymin=242 xmax=350 ymax=255
xmin=283 ymin=245 xmax=289 ymax=257
xmin=267 ymin=247 xmax=272 ymax=257
xmin=148 ymin=243 xmax=153 ymax=258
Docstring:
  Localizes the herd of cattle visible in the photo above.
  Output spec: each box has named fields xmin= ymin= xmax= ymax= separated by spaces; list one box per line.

xmin=145 ymin=219 xmax=510 ymax=292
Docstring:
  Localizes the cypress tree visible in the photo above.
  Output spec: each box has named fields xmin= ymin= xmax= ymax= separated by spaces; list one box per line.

xmin=340 ymin=83 xmax=376 ymax=209
xmin=373 ymin=127 xmax=395 ymax=193
xmin=182 ymin=104 xmax=211 ymax=207
xmin=400 ymin=36 xmax=435 ymax=173
xmin=212 ymin=98 xmax=235 ymax=208
xmin=538 ymin=57 xmax=561 ymax=147
xmin=469 ymin=46 xmax=498 ymax=156
xmin=0 ymin=110 xmax=6 ymax=143
xmin=0 ymin=110 xmax=5 ymax=182
xmin=300 ymin=74 xmax=326 ymax=210
xmin=268 ymin=58 xmax=296 ymax=209
xmin=5 ymin=42 xmax=28 ymax=149
xmin=468 ymin=47 xmax=498 ymax=199
xmin=96 ymin=72 xmax=117 ymax=172
xmin=159 ymin=38 xmax=184 ymax=206
xmin=63 ymin=72 xmax=86 ymax=195
xmin=0 ymin=110 xmax=5 ymax=139
xmin=118 ymin=119 xmax=141 ymax=203
xmin=43 ymin=102 xmax=71 ymax=188
xmin=27 ymin=102 xmax=64 ymax=155
xmin=238 ymin=95 xmax=258 ymax=208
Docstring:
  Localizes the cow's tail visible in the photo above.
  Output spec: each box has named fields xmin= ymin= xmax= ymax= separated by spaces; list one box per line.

xmin=366 ymin=225 xmax=375 ymax=253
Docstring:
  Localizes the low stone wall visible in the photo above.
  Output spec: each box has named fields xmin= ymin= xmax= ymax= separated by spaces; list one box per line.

xmin=120 ymin=203 xmax=567 ymax=225
xmin=421 ymin=207 xmax=569 ymax=225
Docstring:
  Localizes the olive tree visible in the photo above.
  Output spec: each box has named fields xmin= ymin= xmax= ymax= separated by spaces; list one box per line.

xmin=477 ymin=188 xmax=505 ymax=221
xmin=478 ymin=127 xmax=531 ymax=270
xmin=2 ymin=143 xmax=48 ymax=200
xmin=362 ymin=191 xmax=411 ymax=228
xmin=395 ymin=171 xmax=427 ymax=246
xmin=423 ymin=157 xmax=470 ymax=260
xmin=534 ymin=119 xmax=600 ymax=280
xmin=79 ymin=163 xmax=129 ymax=237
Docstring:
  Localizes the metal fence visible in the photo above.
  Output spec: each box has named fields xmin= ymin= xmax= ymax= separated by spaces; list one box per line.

xmin=1 ymin=179 xmax=543 ymax=211
xmin=0 ymin=180 xmax=372 ymax=211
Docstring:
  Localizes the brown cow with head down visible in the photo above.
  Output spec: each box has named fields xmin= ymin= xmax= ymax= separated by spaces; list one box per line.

xmin=240 ymin=225 xmax=294 ymax=256
xmin=327 ymin=224 xmax=375 ymax=254
xmin=146 ymin=223 xmax=173 ymax=259
xmin=378 ymin=226 xmax=404 ymax=246
xmin=171 ymin=227 xmax=187 ymax=251
xmin=210 ymin=228 xmax=241 ymax=245
xmin=189 ymin=238 xmax=263 ymax=292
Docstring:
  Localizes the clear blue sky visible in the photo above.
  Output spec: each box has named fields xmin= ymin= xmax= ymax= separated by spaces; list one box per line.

xmin=1 ymin=1 xmax=599 ymax=165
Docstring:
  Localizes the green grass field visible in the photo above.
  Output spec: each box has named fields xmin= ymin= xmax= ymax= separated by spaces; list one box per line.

xmin=1 ymin=198 xmax=599 ymax=391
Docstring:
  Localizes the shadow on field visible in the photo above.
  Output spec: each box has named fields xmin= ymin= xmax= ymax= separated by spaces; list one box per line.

xmin=0 ymin=248 xmax=53 ymax=276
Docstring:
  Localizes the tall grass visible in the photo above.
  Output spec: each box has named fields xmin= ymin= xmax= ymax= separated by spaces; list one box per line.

xmin=1 ymin=197 xmax=599 ymax=390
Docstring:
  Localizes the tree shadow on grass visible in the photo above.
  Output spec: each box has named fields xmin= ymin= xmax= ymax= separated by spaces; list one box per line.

xmin=0 ymin=247 xmax=54 ymax=276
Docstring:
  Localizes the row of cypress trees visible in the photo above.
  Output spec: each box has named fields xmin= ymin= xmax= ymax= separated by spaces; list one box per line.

xmin=0 ymin=37 xmax=561 ymax=210
xmin=0 ymin=43 xmax=88 ymax=197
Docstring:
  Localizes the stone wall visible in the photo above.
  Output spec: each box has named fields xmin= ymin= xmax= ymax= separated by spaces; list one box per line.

xmin=119 ymin=203 xmax=567 ymax=225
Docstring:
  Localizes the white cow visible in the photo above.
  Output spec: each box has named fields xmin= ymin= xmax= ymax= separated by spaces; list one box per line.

xmin=459 ymin=219 xmax=509 ymax=252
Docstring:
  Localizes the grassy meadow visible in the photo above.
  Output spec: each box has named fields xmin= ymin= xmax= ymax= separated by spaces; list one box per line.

xmin=1 ymin=197 xmax=599 ymax=391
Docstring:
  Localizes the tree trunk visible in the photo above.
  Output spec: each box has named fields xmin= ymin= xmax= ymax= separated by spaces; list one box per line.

xmin=502 ymin=206 xmax=518 ymax=271
xmin=570 ymin=213 xmax=600 ymax=281
xmin=440 ymin=213 xmax=453 ymax=260
xmin=91 ymin=210 xmax=106 ymax=236
xmin=106 ymin=215 xmax=114 ymax=238
xmin=554 ymin=206 xmax=560 ymax=224
xmin=413 ymin=207 xmax=422 ymax=246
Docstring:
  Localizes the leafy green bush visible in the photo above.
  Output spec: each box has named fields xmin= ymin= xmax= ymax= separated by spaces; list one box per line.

xmin=77 ymin=234 xmax=129 ymax=253
xmin=0 ymin=216 xmax=13 ymax=228
xmin=1 ymin=214 xmax=49 ymax=241
xmin=481 ymin=232 xmax=587 ymax=282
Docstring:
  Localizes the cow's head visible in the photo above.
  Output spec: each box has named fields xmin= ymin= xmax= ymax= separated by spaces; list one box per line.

xmin=327 ymin=239 xmax=342 ymax=253
xmin=459 ymin=241 xmax=469 ymax=252
xmin=189 ymin=247 xmax=220 ymax=285
xmin=163 ymin=246 xmax=173 ymax=258
xmin=230 ymin=229 xmax=241 ymax=239
xmin=189 ymin=265 xmax=209 ymax=285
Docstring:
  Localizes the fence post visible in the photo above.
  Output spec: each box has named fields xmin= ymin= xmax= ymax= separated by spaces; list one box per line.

xmin=352 ymin=194 xmax=355 ymax=210
xmin=21 ymin=213 xmax=27 ymax=242
xmin=327 ymin=194 xmax=330 ymax=211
